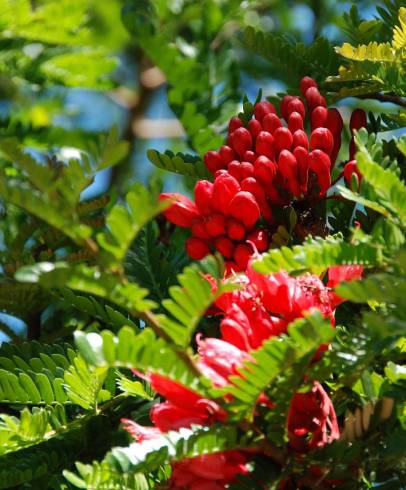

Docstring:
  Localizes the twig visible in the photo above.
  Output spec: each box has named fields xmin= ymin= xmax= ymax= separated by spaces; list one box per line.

xmin=358 ymin=93 xmax=406 ymax=108
xmin=139 ymin=310 xmax=203 ymax=378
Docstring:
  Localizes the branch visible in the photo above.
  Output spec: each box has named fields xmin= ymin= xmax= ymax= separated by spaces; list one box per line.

xmin=358 ymin=93 xmax=406 ymax=108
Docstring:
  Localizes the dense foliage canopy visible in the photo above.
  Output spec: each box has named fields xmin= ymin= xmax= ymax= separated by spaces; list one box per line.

xmin=0 ymin=1 xmax=405 ymax=489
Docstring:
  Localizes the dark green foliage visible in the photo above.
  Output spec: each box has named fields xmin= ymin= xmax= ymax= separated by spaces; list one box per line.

xmin=0 ymin=1 xmax=405 ymax=489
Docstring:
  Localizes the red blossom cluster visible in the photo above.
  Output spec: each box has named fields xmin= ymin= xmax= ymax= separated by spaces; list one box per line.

xmin=161 ymin=77 xmax=367 ymax=269
xmin=122 ymin=263 xmax=362 ymax=489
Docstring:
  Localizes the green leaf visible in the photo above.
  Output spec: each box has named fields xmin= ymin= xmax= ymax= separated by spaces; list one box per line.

xmin=97 ymin=184 xmax=170 ymax=265
xmin=147 ymin=150 xmax=210 ymax=178
xmin=159 ymin=255 xmax=232 ymax=347
xmin=41 ymin=50 xmax=118 ymax=89
xmin=64 ymin=355 xmax=108 ymax=410
xmin=15 ymin=262 xmax=156 ymax=314
xmin=95 ymin=425 xmax=246 ymax=475
xmin=354 ymin=130 xmax=406 ymax=225
xmin=74 ymin=327 xmax=206 ymax=394
xmin=252 ymin=236 xmax=382 ymax=276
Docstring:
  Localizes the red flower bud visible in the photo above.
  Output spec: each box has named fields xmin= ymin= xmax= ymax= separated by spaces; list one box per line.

xmin=241 ymin=177 xmax=266 ymax=203
xmin=219 ymin=145 xmax=235 ymax=165
xmin=281 ymin=95 xmax=295 ymax=120
xmin=253 ymin=155 xmax=277 ymax=187
xmin=247 ymin=229 xmax=269 ymax=252
xmin=212 ymin=173 xmax=240 ymax=214
xmin=305 ymin=87 xmax=324 ymax=111
xmin=311 ymin=106 xmax=328 ymax=130
xmin=228 ymin=116 xmax=243 ymax=134
xmin=292 ymin=129 xmax=309 ymax=150
xmin=205 ymin=213 xmax=226 ymax=237
xmin=326 ymin=108 xmax=343 ymax=135
xmin=229 ymin=127 xmax=253 ymax=157
xmin=229 ymin=191 xmax=261 ymax=229
xmin=300 ymin=76 xmax=318 ymax=96
xmin=263 ymin=113 xmax=283 ymax=133
xmin=308 ymin=150 xmax=331 ymax=194
xmin=248 ymin=119 xmax=262 ymax=139
xmin=228 ymin=160 xmax=242 ymax=181
xmin=278 ymin=150 xmax=301 ymax=197
xmin=194 ymin=180 xmax=213 ymax=215
xmin=310 ymin=128 xmax=334 ymax=155
xmin=226 ymin=218 xmax=245 ymax=241
xmin=234 ymin=243 xmax=252 ymax=269
xmin=191 ymin=219 xmax=210 ymax=239
xmin=255 ymin=131 xmax=275 ymax=159
xmin=294 ymin=146 xmax=309 ymax=192
xmin=287 ymin=98 xmax=305 ymax=120
xmin=273 ymin=127 xmax=293 ymax=153
xmin=344 ymin=160 xmax=362 ymax=191
xmin=204 ymin=151 xmax=223 ymax=174
xmin=240 ymin=162 xmax=254 ymax=179
xmin=350 ymin=109 xmax=367 ymax=132
xmin=254 ymin=100 xmax=276 ymax=122
xmin=161 ymin=193 xmax=200 ymax=227
xmin=215 ymin=236 xmax=235 ymax=258
xmin=186 ymin=237 xmax=210 ymax=260
xmin=288 ymin=112 xmax=304 ymax=133
xmin=243 ymin=150 xmax=256 ymax=163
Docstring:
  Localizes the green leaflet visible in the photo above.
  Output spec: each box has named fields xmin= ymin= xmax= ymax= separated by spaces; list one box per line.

xmin=354 ymin=130 xmax=406 ymax=225
xmin=147 ymin=149 xmax=210 ymax=179
xmin=15 ymin=262 xmax=156 ymax=314
xmin=57 ymin=289 xmax=139 ymax=332
xmin=74 ymin=327 xmax=205 ymax=394
xmin=64 ymin=355 xmax=109 ymax=410
xmin=243 ymin=27 xmax=339 ymax=82
xmin=66 ymin=425 xmax=245 ymax=484
xmin=0 ymin=405 xmax=67 ymax=456
xmin=64 ymin=462 xmax=149 ymax=490
xmin=97 ymin=183 xmax=170 ymax=265
xmin=159 ymin=255 xmax=234 ymax=347
xmin=252 ymin=236 xmax=382 ymax=276
xmin=0 ymin=341 xmax=74 ymax=405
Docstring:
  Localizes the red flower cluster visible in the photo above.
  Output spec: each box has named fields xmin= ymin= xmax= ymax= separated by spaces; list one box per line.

xmin=122 ymin=264 xmax=362 ymax=488
xmin=161 ymin=77 xmax=367 ymax=268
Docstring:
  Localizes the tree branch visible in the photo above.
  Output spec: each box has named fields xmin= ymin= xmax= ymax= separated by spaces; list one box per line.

xmin=358 ymin=93 xmax=406 ymax=108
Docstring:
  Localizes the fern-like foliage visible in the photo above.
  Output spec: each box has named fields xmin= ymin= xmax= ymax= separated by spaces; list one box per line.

xmin=147 ymin=149 xmax=210 ymax=179
xmin=57 ymin=290 xmax=139 ymax=332
xmin=252 ymin=235 xmax=382 ymax=276
xmin=97 ymin=184 xmax=170 ymax=266
xmin=74 ymin=326 xmax=206 ymax=394
xmin=328 ymin=6 xmax=406 ymax=97
xmin=0 ymin=341 xmax=74 ymax=404
xmin=64 ymin=462 xmax=149 ymax=490
xmin=0 ymin=404 xmax=67 ymax=455
xmin=15 ymin=262 xmax=156 ymax=314
xmin=337 ymin=130 xmax=406 ymax=229
xmin=66 ymin=425 xmax=246 ymax=485
xmin=159 ymin=256 xmax=232 ymax=347
xmin=243 ymin=27 xmax=339 ymax=83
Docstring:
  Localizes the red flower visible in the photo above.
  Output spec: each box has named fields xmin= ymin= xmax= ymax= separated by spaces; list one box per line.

xmin=170 ymin=451 xmax=249 ymax=489
xmin=159 ymin=77 xmax=367 ymax=268
xmin=196 ymin=336 xmax=250 ymax=386
xmin=149 ymin=374 xmax=227 ymax=432
xmin=161 ymin=193 xmax=200 ymax=228
xmin=327 ymin=265 xmax=363 ymax=308
xmin=287 ymin=381 xmax=340 ymax=452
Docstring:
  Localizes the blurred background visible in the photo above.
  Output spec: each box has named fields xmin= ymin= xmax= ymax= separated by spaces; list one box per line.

xmin=0 ymin=0 xmax=401 ymax=341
